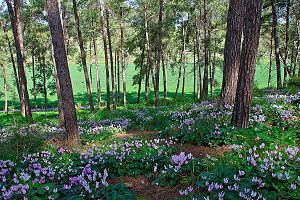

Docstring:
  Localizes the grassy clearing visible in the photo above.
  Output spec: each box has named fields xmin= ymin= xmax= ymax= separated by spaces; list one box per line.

xmin=0 ymin=62 xmax=284 ymax=110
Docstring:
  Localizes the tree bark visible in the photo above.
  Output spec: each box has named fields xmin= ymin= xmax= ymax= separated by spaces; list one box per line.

xmin=220 ymin=0 xmax=244 ymax=107
xmin=210 ymin=43 xmax=216 ymax=97
xmin=145 ymin=47 xmax=149 ymax=102
xmin=268 ymin=36 xmax=273 ymax=88
xmin=117 ymin=49 xmax=120 ymax=102
xmin=114 ymin=50 xmax=117 ymax=100
xmin=120 ymin=7 xmax=127 ymax=107
xmin=106 ymin=7 xmax=116 ymax=110
xmin=144 ymin=7 xmax=153 ymax=101
xmin=196 ymin=26 xmax=202 ymax=99
xmin=42 ymin=54 xmax=47 ymax=111
xmin=0 ymin=17 xmax=23 ymax=113
xmin=6 ymin=0 xmax=32 ymax=118
xmin=50 ymin=40 xmax=64 ymax=128
xmin=202 ymin=0 xmax=209 ymax=98
xmin=283 ymin=0 xmax=290 ymax=87
xmin=182 ymin=17 xmax=187 ymax=99
xmin=89 ymin=42 xmax=93 ymax=89
xmin=137 ymin=46 xmax=145 ymax=104
xmin=32 ymin=51 xmax=38 ymax=111
xmin=193 ymin=36 xmax=196 ymax=99
xmin=99 ymin=0 xmax=110 ymax=111
xmin=175 ymin=54 xmax=183 ymax=99
xmin=46 ymin=0 xmax=79 ymax=143
xmin=232 ymin=0 xmax=263 ymax=129
xmin=293 ymin=40 xmax=299 ymax=77
xmin=155 ymin=0 xmax=163 ymax=107
xmin=93 ymin=38 xmax=102 ymax=107
xmin=1 ymin=64 xmax=8 ymax=114
xmin=73 ymin=0 xmax=94 ymax=112
xmin=271 ymin=0 xmax=282 ymax=89
xmin=162 ymin=50 xmax=167 ymax=100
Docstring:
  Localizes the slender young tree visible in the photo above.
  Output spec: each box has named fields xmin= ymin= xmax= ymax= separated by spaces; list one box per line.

xmin=155 ymin=0 xmax=163 ymax=107
xmin=268 ymin=36 xmax=273 ymax=88
xmin=193 ymin=36 xmax=196 ymax=99
xmin=0 ymin=17 xmax=23 ymax=113
xmin=210 ymin=41 xmax=216 ymax=97
xmin=182 ymin=17 xmax=187 ymax=99
xmin=6 ymin=0 xmax=32 ymax=118
xmin=89 ymin=43 xmax=93 ymax=87
xmin=1 ymin=63 xmax=8 ymax=114
xmin=144 ymin=7 xmax=154 ymax=99
xmin=117 ymin=49 xmax=120 ymax=102
xmin=232 ymin=0 xmax=263 ymax=128
xmin=202 ymin=0 xmax=209 ymax=98
xmin=120 ymin=6 xmax=127 ymax=107
xmin=31 ymin=50 xmax=38 ymax=111
xmin=137 ymin=46 xmax=145 ymax=104
xmin=106 ymin=6 xmax=116 ymax=110
xmin=175 ymin=54 xmax=183 ymax=99
xmin=73 ymin=0 xmax=94 ymax=112
xmin=220 ymin=0 xmax=244 ymax=107
xmin=99 ymin=0 xmax=110 ymax=111
xmin=41 ymin=54 xmax=47 ymax=111
xmin=93 ymin=37 xmax=102 ymax=107
xmin=162 ymin=50 xmax=167 ymax=100
xmin=46 ymin=0 xmax=79 ymax=143
xmin=196 ymin=26 xmax=202 ymax=99
xmin=283 ymin=0 xmax=290 ymax=87
xmin=271 ymin=0 xmax=282 ymax=89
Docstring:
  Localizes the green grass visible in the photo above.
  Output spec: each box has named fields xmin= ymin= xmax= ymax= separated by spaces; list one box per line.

xmin=0 ymin=62 xmax=284 ymax=110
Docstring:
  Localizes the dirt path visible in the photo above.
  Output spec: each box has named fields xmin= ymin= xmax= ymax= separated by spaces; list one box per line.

xmin=107 ymin=129 xmax=230 ymax=200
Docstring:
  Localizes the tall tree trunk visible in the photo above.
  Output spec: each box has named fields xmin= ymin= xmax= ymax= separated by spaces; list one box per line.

xmin=145 ymin=47 xmax=150 ymax=102
xmin=268 ymin=36 xmax=273 ymax=88
xmin=220 ymin=0 xmax=244 ymax=107
xmin=175 ymin=54 xmax=183 ymax=99
xmin=118 ymin=49 xmax=121 ymax=103
xmin=293 ymin=40 xmax=299 ymax=77
xmin=73 ymin=0 xmax=94 ymax=112
xmin=202 ymin=0 xmax=209 ymax=98
xmin=106 ymin=7 xmax=116 ymax=110
xmin=144 ymin=7 xmax=153 ymax=99
xmin=182 ymin=17 xmax=187 ymax=99
xmin=232 ymin=0 xmax=263 ymax=128
xmin=0 ymin=17 xmax=23 ymax=113
xmin=99 ymin=0 xmax=110 ymax=111
xmin=162 ymin=50 xmax=167 ymax=100
xmin=89 ymin=42 xmax=93 ymax=88
xmin=1 ymin=64 xmax=8 ymax=114
xmin=46 ymin=0 xmax=79 ymax=143
xmin=290 ymin=40 xmax=295 ymax=77
xmin=283 ymin=0 xmax=290 ymax=87
xmin=93 ymin=38 xmax=102 ymax=107
xmin=50 ymin=40 xmax=64 ymax=128
xmin=114 ymin=50 xmax=117 ymax=100
xmin=32 ymin=51 xmax=38 ymax=111
xmin=120 ymin=7 xmax=127 ymax=107
xmin=155 ymin=0 xmax=163 ymax=107
xmin=6 ymin=0 xmax=32 ymax=118
xmin=193 ymin=36 xmax=196 ymax=99
xmin=196 ymin=27 xmax=202 ymax=99
xmin=210 ymin=44 xmax=216 ymax=97
xmin=137 ymin=46 xmax=145 ymax=104
xmin=271 ymin=0 xmax=282 ymax=89
xmin=42 ymin=54 xmax=47 ymax=111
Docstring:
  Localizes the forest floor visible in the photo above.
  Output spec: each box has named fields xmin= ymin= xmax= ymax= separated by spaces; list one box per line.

xmin=108 ymin=129 xmax=230 ymax=200
xmin=0 ymin=88 xmax=299 ymax=200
